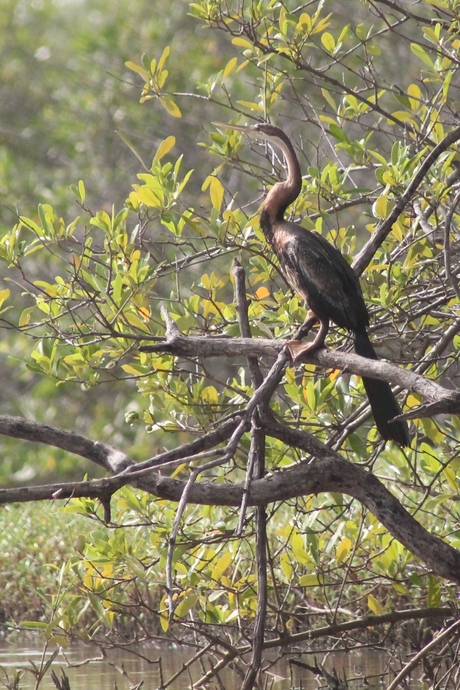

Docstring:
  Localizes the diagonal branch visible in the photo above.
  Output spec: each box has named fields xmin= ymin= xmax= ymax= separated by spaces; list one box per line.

xmin=352 ymin=126 xmax=460 ymax=274
xmin=0 ymin=411 xmax=459 ymax=582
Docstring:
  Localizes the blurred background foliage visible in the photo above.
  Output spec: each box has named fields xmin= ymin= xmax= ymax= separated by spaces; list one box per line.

xmin=0 ymin=0 xmax=238 ymax=483
xmin=0 ymin=0 xmax=460 ymax=684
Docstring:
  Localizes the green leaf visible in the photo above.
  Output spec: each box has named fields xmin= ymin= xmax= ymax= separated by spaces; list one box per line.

xmin=329 ymin=123 xmax=349 ymax=143
xmin=175 ymin=592 xmax=199 ymax=618
xmin=116 ymin=130 xmax=148 ymax=169
xmin=410 ymin=43 xmax=434 ymax=69
xmin=321 ymin=88 xmax=337 ymax=111
xmin=427 ymin=574 xmax=441 ymax=607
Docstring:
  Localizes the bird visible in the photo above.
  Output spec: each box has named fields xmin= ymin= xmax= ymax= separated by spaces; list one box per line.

xmin=214 ymin=121 xmax=410 ymax=446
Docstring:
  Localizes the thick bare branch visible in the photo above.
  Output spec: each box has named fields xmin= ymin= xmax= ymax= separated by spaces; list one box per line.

xmin=1 ymin=412 xmax=459 ymax=582
xmin=0 ymin=415 xmax=131 ymax=472
xmin=142 ymin=326 xmax=460 ymax=415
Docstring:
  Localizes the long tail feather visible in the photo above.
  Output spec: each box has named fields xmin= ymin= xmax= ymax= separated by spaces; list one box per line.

xmin=354 ymin=329 xmax=410 ymax=446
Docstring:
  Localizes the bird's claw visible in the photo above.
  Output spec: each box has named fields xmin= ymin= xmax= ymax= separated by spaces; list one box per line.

xmin=285 ymin=339 xmax=324 ymax=363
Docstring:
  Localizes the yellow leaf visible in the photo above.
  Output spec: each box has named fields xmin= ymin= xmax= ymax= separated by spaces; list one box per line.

xmin=328 ymin=368 xmax=341 ymax=381
xmin=292 ymin=546 xmax=312 ymax=565
xmin=124 ymin=310 xmax=151 ymax=332
xmin=201 ymin=385 xmax=219 ymax=404
xmin=211 ymin=552 xmax=232 ymax=581
xmin=157 ymin=46 xmax=170 ymax=72
xmin=407 ymin=83 xmax=422 ymax=111
xmin=391 ymin=220 xmax=404 ymax=241
xmin=223 ymin=57 xmax=238 ymax=79
xmin=135 ymin=187 xmax=163 ymax=208
xmin=321 ymin=88 xmax=337 ymax=111
xmin=299 ymin=574 xmax=320 ymax=586
xmin=313 ymin=14 xmax=332 ymax=34
xmin=298 ymin=13 xmax=312 ymax=32
xmin=381 ymin=171 xmax=397 ymax=186
xmin=236 ymin=100 xmax=264 ymax=112
xmin=336 ymin=537 xmax=351 ymax=565
xmin=367 ymin=593 xmax=384 ymax=615
xmin=34 ymin=280 xmax=59 ymax=297
xmin=125 ymin=61 xmax=150 ymax=82
xmin=127 ymin=191 xmax=140 ymax=211
xmin=78 ymin=180 xmax=86 ymax=202
xmin=443 ymin=466 xmax=457 ymax=491
xmin=372 ymin=195 xmax=388 ymax=219
xmin=321 ymin=32 xmax=335 ymax=53
xmin=121 ymin=364 xmax=144 ymax=376
xmin=154 ymin=135 xmax=176 ymax=163
xmin=232 ymin=37 xmax=253 ymax=49
xmin=138 ymin=306 xmax=150 ymax=321
xmin=406 ymin=393 xmax=422 ymax=408
xmin=170 ymin=463 xmax=186 ymax=479
xmin=19 ymin=306 xmax=33 ymax=328
xmin=159 ymin=594 xmax=169 ymax=632
xmin=160 ymin=97 xmax=182 ymax=118
xmin=280 ymin=552 xmax=293 ymax=580
xmin=319 ymin=115 xmax=337 ymax=125
xmin=210 ymin=176 xmax=224 ymax=211
xmin=388 ymin=111 xmax=418 ymax=127
xmin=0 ymin=289 xmax=10 ymax=307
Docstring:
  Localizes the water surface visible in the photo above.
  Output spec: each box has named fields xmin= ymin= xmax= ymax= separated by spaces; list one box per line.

xmin=0 ymin=642 xmax=418 ymax=688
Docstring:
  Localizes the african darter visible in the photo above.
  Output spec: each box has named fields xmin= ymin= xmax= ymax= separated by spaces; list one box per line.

xmin=215 ymin=122 xmax=409 ymax=446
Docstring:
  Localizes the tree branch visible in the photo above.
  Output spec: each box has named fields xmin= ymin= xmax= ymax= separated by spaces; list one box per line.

xmin=1 ymin=413 xmax=459 ymax=582
xmin=141 ymin=325 xmax=460 ymax=416
xmin=352 ymin=126 xmax=460 ymax=274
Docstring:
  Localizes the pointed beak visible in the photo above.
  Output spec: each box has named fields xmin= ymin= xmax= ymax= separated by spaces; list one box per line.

xmin=213 ymin=122 xmax=256 ymax=135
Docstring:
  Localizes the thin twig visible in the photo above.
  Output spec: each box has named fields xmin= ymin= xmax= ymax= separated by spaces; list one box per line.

xmin=166 ymin=466 xmax=202 ymax=615
xmin=443 ymin=188 xmax=460 ymax=301
xmin=232 ymin=258 xmax=264 ymax=534
xmin=232 ymin=257 xmax=264 ymax=388
xmin=241 ymin=419 xmax=268 ymax=690
xmin=387 ymin=618 xmax=460 ymax=690
xmin=232 ymin=258 xmax=268 ymax=689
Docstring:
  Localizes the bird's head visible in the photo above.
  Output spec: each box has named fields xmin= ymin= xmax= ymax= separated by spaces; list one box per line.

xmin=213 ymin=122 xmax=287 ymax=148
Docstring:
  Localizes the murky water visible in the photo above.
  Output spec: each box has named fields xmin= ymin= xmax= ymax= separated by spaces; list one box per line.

xmin=0 ymin=642 xmax=419 ymax=688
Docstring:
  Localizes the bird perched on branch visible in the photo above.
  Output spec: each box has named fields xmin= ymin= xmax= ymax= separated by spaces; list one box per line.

xmin=215 ymin=121 xmax=409 ymax=446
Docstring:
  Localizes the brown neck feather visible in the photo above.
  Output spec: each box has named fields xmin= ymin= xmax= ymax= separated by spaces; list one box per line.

xmin=262 ymin=131 xmax=302 ymax=222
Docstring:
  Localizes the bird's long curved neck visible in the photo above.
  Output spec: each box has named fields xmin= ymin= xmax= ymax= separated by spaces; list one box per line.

xmin=261 ymin=133 xmax=302 ymax=227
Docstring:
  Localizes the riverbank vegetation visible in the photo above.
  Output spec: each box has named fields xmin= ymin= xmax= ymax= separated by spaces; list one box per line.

xmin=1 ymin=0 xmax=460 ymax=688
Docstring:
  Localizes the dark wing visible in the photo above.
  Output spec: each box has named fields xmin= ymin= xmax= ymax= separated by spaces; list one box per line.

xmin=275 ymin=225 xmax=369 ymax=332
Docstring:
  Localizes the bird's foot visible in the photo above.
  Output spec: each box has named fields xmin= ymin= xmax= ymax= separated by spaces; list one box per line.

xmin=285 ymin=339 xmax=325 ymax=363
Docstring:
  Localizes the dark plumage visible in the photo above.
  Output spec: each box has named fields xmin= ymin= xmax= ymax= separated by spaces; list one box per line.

xmin=216 ymin=122 xmax=409 ymax=446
